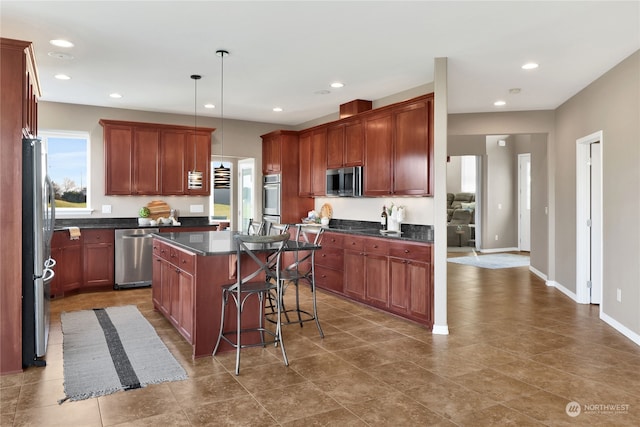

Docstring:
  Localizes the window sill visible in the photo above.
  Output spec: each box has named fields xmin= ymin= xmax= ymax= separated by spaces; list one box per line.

xmin=55 ymin=208 xmax=94 ymax=217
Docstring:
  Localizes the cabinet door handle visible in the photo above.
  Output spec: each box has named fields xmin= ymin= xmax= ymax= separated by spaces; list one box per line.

xmin=404 ymin=249 xmax=410 ymax=254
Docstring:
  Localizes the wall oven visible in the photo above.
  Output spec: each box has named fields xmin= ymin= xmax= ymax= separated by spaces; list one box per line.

xmin=262 ymin=174 xmax=281 ymax=216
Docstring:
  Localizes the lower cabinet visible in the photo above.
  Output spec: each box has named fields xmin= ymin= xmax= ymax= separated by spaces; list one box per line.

xmin=152 ymin=240 xmax=195 ymax=343
xmin=83 ymin=229 xmax=114 ymax=289
xmin=389 ymin=242 xmax=432 ymax=323
xmin=318 ymin=232 xmax=433 ymax=328
xmin=50 ymin=232 xmax=83 ymax=297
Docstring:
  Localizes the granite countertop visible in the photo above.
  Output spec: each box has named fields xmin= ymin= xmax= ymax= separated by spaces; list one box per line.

xmin=54 ymin=216 xmax=220 ymax=231
xmin=322 ymin=220 xmax=433 ymax=243
xmin=152 ymin=230 xmax=320 ymax=256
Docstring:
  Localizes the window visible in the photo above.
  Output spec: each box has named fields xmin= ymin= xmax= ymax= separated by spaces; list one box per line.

xmin=210 ymin=160 xmax=232 ymax=220
xmin=460 ymin=155 xmax=476 ymax=193
xmin=40 ymin=130 xmax=91 ymax=214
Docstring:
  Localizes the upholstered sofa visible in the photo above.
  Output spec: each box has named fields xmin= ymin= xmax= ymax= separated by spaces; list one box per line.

xmin=447 ymin=192 xmax=475 ymax=246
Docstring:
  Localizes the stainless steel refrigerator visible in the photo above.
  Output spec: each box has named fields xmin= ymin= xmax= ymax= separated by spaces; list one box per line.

xmin=22 ymin=137 xmax=56 ymax=367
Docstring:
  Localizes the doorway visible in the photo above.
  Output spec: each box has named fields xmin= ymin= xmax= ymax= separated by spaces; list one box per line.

xmin=518 ymin=153 xmax=531 ymax=251
xmin=237 ymin=158 xmax=256 ymax=233
xmin=576 ymin=131 xmax=603 ymax=305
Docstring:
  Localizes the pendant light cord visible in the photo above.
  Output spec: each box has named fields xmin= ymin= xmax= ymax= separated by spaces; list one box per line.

xmin=219 ymin=51 xmax=225 ymax=164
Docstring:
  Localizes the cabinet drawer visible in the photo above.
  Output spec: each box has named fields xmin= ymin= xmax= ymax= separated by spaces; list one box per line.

xmin=363 ymin=237 xmax=389 ymax=255
xmin=315 ymin=246 xmax=344 ymax=270
xmin=389 ymin=242 xmax=431 ymax=261
xmin=155 ymin=241 xmax=171 ymax=260
xmin=315 ymin=265 xmax=343 ymax=293
xmin=178 ymin=251 xmax=195 ymax=274
xmin=168 ymin=245 xmax=180 ymax=264
xmin=321 ymin=232 xmax=344 ymax=248
xmin=83 ymin=229 xmax=114 ymax=244
xmin=343 ymin=235 xmax=364 ymax=251
xmin=52 ymin=230 xmax=82 ymax=247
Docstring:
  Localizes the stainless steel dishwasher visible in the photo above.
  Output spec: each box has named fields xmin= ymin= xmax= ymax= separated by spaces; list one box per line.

xmin=114 ymin=228 xmax=159 ymax=289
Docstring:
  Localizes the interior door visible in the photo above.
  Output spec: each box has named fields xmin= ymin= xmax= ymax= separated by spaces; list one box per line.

xmin=518 ymin=153 xmax=531 ymax=252
xmin=590 ymin=143 xmax=602 ymax=304
xmin=238 ymin=158 xmax=256 ymax=233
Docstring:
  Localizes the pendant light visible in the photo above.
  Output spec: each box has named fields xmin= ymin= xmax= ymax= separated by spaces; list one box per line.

xmin=187 ymin=74 xmax=203 ymax=189
xmin=213 ymin=49 xmax=231 ymax=189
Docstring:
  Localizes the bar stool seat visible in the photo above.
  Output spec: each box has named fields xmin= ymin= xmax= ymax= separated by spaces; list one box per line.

xmin=266 ymin=225 xmax=324 ymax=338
xmin=212 ymin=233 xmax=290 ymax=375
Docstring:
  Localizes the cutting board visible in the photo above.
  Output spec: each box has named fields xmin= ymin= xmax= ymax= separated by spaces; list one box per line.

xmin=146 ymin=200 xmax=171 ymax=220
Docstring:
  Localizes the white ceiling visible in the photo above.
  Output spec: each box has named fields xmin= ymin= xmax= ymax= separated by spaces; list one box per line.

xmin=2 ymin=1 xmax=639 ymax=126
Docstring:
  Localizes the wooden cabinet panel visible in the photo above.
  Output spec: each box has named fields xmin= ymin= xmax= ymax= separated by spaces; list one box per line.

xmin=50 ymin=232 xmax=83 ymax=296
xmin=178 ymin=270 xmax=194 ymax=341
xmin=133 ymin=128 xmax=160 ymax=194
xmin=326 ymin=124 xmax=345 ymax=169
xmin=344 ymin=120 xmax=364 ymax=166
xmin=262 ymin=133 xmax=282 ymax=174
xmin=393 ymin=97 xmax=432 ymax=195
xmin=315 ymin=265 xmax=343 ymax=293
xmin=152 ymin=255 xmax=163 ymax=308
xmin=311 ymin=128 xmax=327 ymax=196
xmin=388 ymin=240 xmax=432 ymax=325
xmin=389 ymin=257 xmax=409 ymax=313
xmin=364 ymin=111 xmax=393 ymax=196
xmin=364 ymin=253 xmax=389 ymax=309
xmin=83 ymin=230 xmax=114 ymax=289
xmin=343 ymin=249 xmax=365 ymax=300
xmin=298 ymin=131 xmax=312 ymax=196
xmin=160 ymin=130 xmax=187 ymax=195
xmin=103 ymin=125 xmax=133 ymax=195
xmin=314 ymin=232 xmax=344 ymax=294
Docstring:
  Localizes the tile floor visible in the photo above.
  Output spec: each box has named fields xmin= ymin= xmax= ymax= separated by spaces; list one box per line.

xmin=2 ymin=253 xmax=640 ymax=426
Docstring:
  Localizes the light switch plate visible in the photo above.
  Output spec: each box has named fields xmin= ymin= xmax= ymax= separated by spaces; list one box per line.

xmin=102 ymin=204 xmax=112 ymax=214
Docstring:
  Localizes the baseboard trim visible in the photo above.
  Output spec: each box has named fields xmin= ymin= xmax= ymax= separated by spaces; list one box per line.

xmin=546 ymin=280 xmax=578 ymax=302
xmin=432 ymin=324 xmax=449 ymax=335
xmin=600 ymin=312 xmax=640 ymax=347
xmin=529 ymin=265 xmax=547 ymax=281
xmin=479 ymin=247 xmax=520 ymax=254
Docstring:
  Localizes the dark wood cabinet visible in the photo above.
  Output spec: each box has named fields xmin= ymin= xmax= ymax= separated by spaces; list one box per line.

xmin=153 ymin=241 xmax=195 ymax=343
xmin=363 ymin=238 xmax=390 ymax=309
xmin=262 ymin=132 xmax=282 ymax=174
xmin=260 ymin=130 xmax=314 ymax=224
xmin=160 ymin=129 xmax=187 ymax=195
xmin=298 ymin=131 xmax=312 ymax=196
xmin=83 ymin=229 xmax=114 ymax=289
xmin=363 ymin=110 xmax=394 ymax=196
xmin=389 ymin=241 xmax=432 ymax=325
xmin=50 ymin=232 xmax=83 ymax=295
xmin=311 ymin=128 xmax=327 ymax=196
xmin=392 ymin=96 xmax=433 ymax=195
xmin=315 ymin=232 xmax=344 ymax=294
xmin=100 ymin=119 xmax=214 ymax=196
xmin=327 ymin=119 xmax=364 ymax=169
xmin=343 ymin=235 xmax=365 ymax=300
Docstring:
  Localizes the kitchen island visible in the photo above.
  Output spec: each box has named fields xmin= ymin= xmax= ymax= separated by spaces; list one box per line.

xmin=151 ymin=230 xmax=319 ymax=359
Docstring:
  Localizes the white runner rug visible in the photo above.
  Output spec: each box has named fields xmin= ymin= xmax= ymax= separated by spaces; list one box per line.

xmin=447 ymin=253 xmax=530 ymax=269
xmin=60 ymin=305 xmax=187 ymax=403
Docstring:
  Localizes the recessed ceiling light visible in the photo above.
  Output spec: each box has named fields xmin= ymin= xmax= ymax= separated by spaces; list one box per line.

xmin=50 ymin=39 xmax=74 ymax=48
xmin=204 ymin=103 xmax=215 ymax=109
xmin=330 ymin=82 xmax=344 ymax=88
xmin=314 ymin=89 xmax=331 ymax=95
xmin=509 ymin=88 xmax=521 ymax=94
xmin=54 ymin=74 xmax=71 ymax=80
xmin=109 ymin=93 xmax=122 ymax=99
xmin=48 ymin=51 xmax=74 ymax=60
xmin=494 ymin=100 xmax=506 ymax=107
xmin=522 ymin=62 xmax=539 ymax=70
xmin=273 ymin=107 xmax=283 ymax=112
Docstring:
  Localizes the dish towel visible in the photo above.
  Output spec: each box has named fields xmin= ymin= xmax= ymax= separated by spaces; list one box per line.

xmin=68 ymin=227 xmax=81 ymax=240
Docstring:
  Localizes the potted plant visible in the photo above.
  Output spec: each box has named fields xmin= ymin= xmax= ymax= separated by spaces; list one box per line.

xmin=138 ymin=207 xmax=151 ymax=225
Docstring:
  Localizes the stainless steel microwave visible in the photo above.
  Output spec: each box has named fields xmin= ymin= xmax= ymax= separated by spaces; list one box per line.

xmin=326 ymin=166 xmax=363 ymax=197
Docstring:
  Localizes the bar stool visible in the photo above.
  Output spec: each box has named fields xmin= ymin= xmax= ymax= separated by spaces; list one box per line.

xmin=266 ymin=224 xmax=324 ymax=338
xmin=247 ymin=218 xmax=265 ymax=235
xmin=212 ymin=233 xmax=290 ymax=375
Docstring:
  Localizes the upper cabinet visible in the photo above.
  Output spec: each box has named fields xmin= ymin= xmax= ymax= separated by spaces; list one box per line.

xmin=298 ymin=128 xmax=327 ymax=196
xmin=262 ymin=132 xmax=282 ymax=174
xmin=327 ymin=118 xmax=364 ymax=169
xmin=100 ymin=120 xmax=214 ymax=196
xmin=363 ymin=94 xmax=434 ymax=196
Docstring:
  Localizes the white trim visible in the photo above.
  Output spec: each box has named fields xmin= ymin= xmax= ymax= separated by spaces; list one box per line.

xmin=600 ymin=312 xmax=640 ymax=347
xmin=432 ymin=324 xmax=449 ymax=335
xmin=546 ymin=280 xmax=578 ymax=301
xmin=55 ymin=208 xmax=93 ymax=217
xmin=576 ymin=131 xmax=603 ymax=305
xmin=529 ymin=265 xmax=547 ymax=281
xmin=479 ymin=247 xmax=519 ymax=254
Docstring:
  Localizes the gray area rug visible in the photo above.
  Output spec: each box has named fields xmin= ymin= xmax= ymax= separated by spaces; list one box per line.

xmin=447 ymin=253 xmax=530 ymax=269
xmin=60 ymin=305 xmax=187 ymax=403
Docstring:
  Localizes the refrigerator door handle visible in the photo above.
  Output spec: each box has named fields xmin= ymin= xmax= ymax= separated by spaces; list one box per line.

xmin=42 ymin=268 xmax=55 ymax=283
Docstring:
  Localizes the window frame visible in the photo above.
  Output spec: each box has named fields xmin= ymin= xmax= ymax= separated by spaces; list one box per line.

xmin=39 ymin=129 xmax=92 ymax=216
